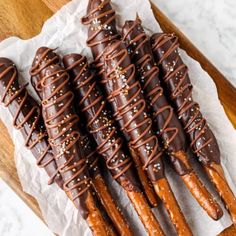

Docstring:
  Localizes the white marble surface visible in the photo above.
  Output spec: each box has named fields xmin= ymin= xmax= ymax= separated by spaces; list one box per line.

xmin=0 ymin=179 xmax=52 ymax=236
xmin=153 ymin=0 xmax=236 ymax=87
xmin=0 ymin=1 xmax=235 ymax=235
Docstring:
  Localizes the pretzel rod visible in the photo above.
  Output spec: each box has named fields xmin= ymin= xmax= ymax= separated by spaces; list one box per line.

xmin=81 ymin=0 xmax=158 ymax=208
xmin=66 ymin=190 xmax=116 ymax=236
xmin=63 ymin=53 xmax=164 ymax=236
xmin=80 ymin=133 xmax=129 ymax=234
xmin=204 ymin=163 xmax=236 ymax=225
xmin=40 ymin=63 xmax=116 ymax=235
xmin=121 ymin=18 xmax=223 ymax=220
xmin=83 ymin=137 xmax=130 ymax=235
xmin=128 ymin=144 xmax=158 ymax=207
xmin=0 ymin=58 xmax=62 ymax=187
xmin=151 ymin=33 xmax=236 ymax=225
xmin=30 ymin=47 xmax=129 ymax=235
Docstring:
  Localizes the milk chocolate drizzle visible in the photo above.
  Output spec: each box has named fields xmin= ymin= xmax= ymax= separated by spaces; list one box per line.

xmin=151 ymin=33 xmax=220 ymax=165
xmin=122 ymin=19 xmax=192 ymax=176
xmin=63 ymin=54 xmax=140 ymax=189
xmin=82 ymin=0 xmax=120 ymax=75
xmin=103 ymin=41 xmax=164 ymax=182
xmin=82 ymin=0 xmax=127 ymax=130
xmin=41 ymin=64 xmax=91 ymax=218
xmin=30 ymin=47 xmax=100 ymax=178
xmin=0 ymin=58 xmax=61 ymax=186
xmin=30 ymin=47 xmax=60 ymax=97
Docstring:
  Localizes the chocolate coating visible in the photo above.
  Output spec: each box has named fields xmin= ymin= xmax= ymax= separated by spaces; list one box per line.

xmin=63 ymin=53 xmax=140 ymax=191
xmin=103 ymin=40 xmax=165 ymax=182
xmin=30 ymin=47 xmax=100 ymax=178
xmin=30 ymin=47 xmax=60 ymax=98
xmin=151 ymin=33 xmax=221 ymax=165
xmin=82 ymin=0 xmax=120 ymax=75
xmin=0 ymin=58 xmax=62 ymax=187
xmin=82 ymin=0 xmax=126 ymax=135
xmin=122 ymin=18 xmax=191 ymax=176
xmin=78 ymin=133 xmax=100 ymax=178
xmin=41 ymin=64 xmax=91 ymax=218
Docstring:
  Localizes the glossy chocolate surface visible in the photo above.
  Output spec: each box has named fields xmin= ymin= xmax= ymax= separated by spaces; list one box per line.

xmin=64 ymin=53 xmax=140 ymax=191
xmin=30 ymin=47 xmax=100 ymax=178
xmin=103 ymin=40 xmax=165 ymax=182
xmin=41 ymin=64 xmax=91 ymax=218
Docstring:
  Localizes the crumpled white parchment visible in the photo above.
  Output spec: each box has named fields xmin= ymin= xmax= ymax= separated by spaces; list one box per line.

xmin=0 ymin=0 xmax=236 ymax=235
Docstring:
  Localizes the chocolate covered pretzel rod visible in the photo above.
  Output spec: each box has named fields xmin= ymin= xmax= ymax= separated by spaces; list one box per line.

xmin=151 ymin=33 xmax=236 ymax=225
xmin=103 ymin=39 xmax=192 ymax=236
xmin=63 ymin=53 xmax=165 ymax=236
xmin=0 ymin=58 xmax=62 ymax=187
xmin=41 ymin=63 xmax=116 ymax=235
xmin=82 ymin=0 xmax=158 ymax=208
xmin=30 ymin=47 xmax=129 ymax=235
xmin=0 ymin=58 xmax=116 ymax=234
xmin=121 ymin=18 xmax=223 ymax=220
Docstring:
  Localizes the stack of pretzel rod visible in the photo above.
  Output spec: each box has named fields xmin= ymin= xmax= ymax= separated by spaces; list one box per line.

xmin=82 ymin=0 xmax=192 ymax=235
xmin=81 ymin=0 xmax=158 ymax=208
xmin=150 ymin=33 xmax=236 ymax=226
xmin=0 ymin=58 xmax=118 ymax=235
xmin=63 ymin=53 xmax=165 ymax=235
xmin=121 ymin=17 xmax=223 ymax=220
xmin=30 ymin=47 xmax=132 ymax=235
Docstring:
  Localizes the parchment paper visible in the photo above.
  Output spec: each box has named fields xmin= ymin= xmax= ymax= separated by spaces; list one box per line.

xmin=0 ymin=0 xmax=236 ymax=235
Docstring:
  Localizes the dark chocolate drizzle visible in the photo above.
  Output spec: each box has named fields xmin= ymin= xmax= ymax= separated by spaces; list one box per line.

xmin=30 ymin=47 xmax=100 ymax=178
xmin=0 ymin=58 xmax=62 ymax=186
xmin=122 ymin=18 xmax=191 ymax=176
xmin=63 ymin=54 xmax=140 ymax=190
xmin=103 ymin=40 xmax=164 ymax=182
xmin=41 ymin=64 xmax=91 ymax=218
xmin=151 ymin=33 xmax=220 ymax=165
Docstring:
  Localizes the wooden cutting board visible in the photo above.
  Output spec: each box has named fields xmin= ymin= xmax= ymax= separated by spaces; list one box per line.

xmin=0 ymin=0 xmax=235 ymax=235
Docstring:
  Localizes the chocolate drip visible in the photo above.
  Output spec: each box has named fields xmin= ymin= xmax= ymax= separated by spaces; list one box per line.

xmin=122 ymin=19 xmax=191 ymax=176
xmin=41 ymin=64 xmax=91 ymax=218
xmin=103 ymin=40 xmax=164 ymax=182
xmin=151 ymin=33 xmax=220 ymax=165
xmin=63 ymin=54 xmax=140 ymax=190
xmin=30 ymin=47 xmax=100 ymax=178
xmin=0 ymin=58 xmax=62 ymax=186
